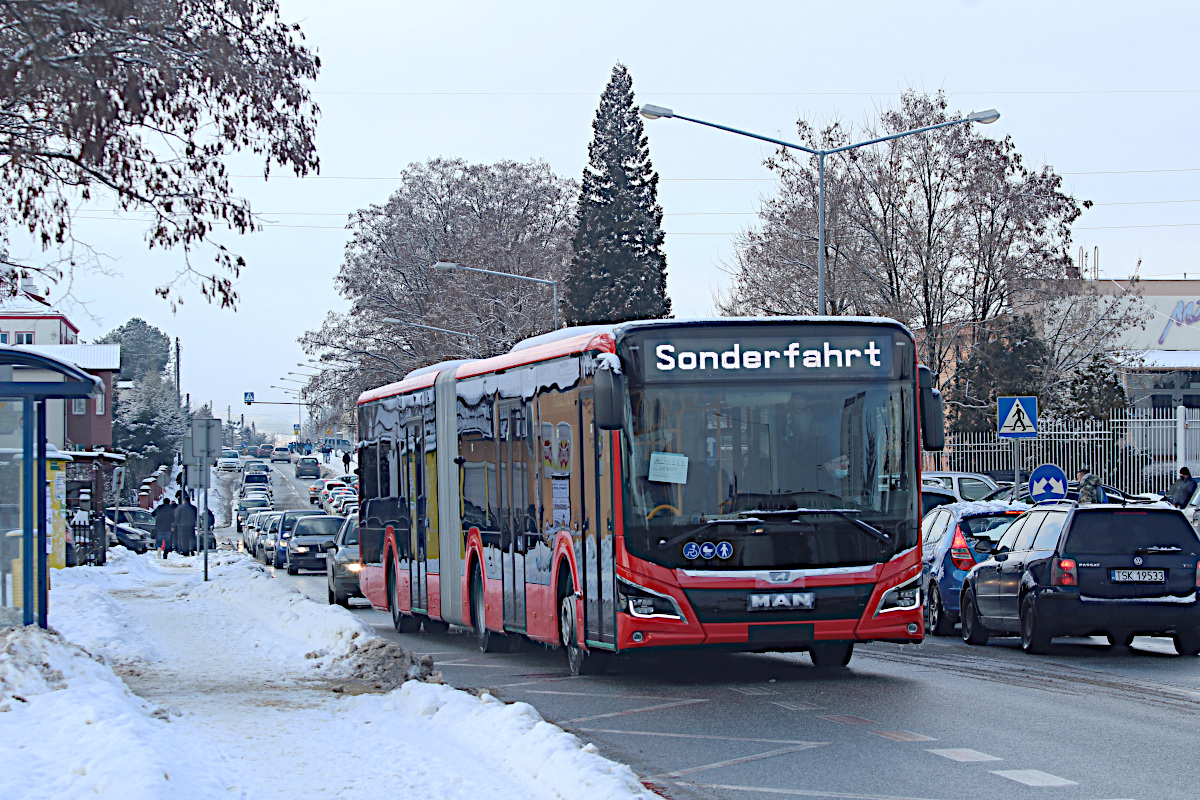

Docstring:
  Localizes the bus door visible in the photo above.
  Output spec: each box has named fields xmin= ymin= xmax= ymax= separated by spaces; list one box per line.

xmin=498 ymin=401 xmax=529 ymax=631
xmin=406 ymin=420 xmax=428 ymax=613
xmin=580 ymin=386 xmax=616 ymax=648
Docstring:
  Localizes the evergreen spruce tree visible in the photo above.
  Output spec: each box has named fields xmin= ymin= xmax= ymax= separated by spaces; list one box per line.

xmin=565 ymin=64 xmax=670 ymax=324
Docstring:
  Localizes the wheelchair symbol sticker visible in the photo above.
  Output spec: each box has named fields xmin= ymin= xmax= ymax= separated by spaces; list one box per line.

xmin=716 ymin=541 xmax=734 ymax=559
xmin=699 ymin=542 xmax=717 ymax=559
xmin=682 ymin=542 xmax=701 ymax=560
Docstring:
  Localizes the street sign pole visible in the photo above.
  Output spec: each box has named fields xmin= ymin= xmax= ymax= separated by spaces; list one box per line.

xmin=997 ymin=396 xmax=1039 ymax=500
xmin=189 ymin=417 xmax=222 ymax=581
xmin=1014 ymin=439 xmax=1019 ymax=500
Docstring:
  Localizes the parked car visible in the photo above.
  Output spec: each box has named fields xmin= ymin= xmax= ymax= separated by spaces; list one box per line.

xmin=982 ymin=481 xmax=1132 ymax=505
xmin=921 ymin=501 xmax=1027 ymax=635
xmin=326 ymin=513 xmax=362 ymax=607
xmin=217 ymin=449 xmax=241 ymax=472
xmin=236 ymin=497 xmax=271 ymax=532
xmin=921 ymin=485 xmax=958 ymax=516
xmin=960 ymin=502 xmax=1200 ymax=655
xmin=284 ymin=515 xmax=341 ymax=574
xmin=309 ymin=479 xmax=329 ymax=505
xmin=295 ymin=456 xmax=321 ymax=479
xmin=921 ymin=472 xmax=999 ymax=502
xmin=104 ymin=506 xmax=156 ymax=536
xmin=257 ymin=514 xmax=283 ymax=563
xmin=270 ymin=446 xmax=291 ymax=463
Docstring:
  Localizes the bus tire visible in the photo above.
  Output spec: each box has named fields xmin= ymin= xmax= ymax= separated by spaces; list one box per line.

xmin=388 ymin=563 xmax=419 ymax=633
xmin=809 ymin=642 xmax=853 ymax=669
xmin=559 ymin=592 xmax=608 ymax=676
xmin=471 ymin=562 xmax=505 ymax=653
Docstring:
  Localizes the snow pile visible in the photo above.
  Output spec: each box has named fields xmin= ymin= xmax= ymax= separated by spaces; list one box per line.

xmin=0 ymin=626 xmax=226 ymax=800
xmin=175 ymin=551 xmax=376 ymax=659
xmin=206 ymin=466 xmax=238 ymax=528
xmin=347 ymin=682 xmax=658 ymax=799
xmin=332 ymin=636 xmax=435 ymax=688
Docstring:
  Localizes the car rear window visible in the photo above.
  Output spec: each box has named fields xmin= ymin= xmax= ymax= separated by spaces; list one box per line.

xmin=245 ymin=474 xmax=268 ymax=483
xmin=960 ymin=514 xmax=1018 ymax=541
xmin=294 ymin=517 xmax=342 ymax=537
xmin=241 ymin=499 xmax=268 ymax=509
xmin=299 ymin=458 xmax=318 ymax=465
xmin=1065 ymin=510 xmax=1200 ymax=555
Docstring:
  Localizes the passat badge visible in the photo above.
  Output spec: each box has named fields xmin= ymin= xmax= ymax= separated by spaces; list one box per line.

xmin=748 ymin=592 xmax=815 ymax=611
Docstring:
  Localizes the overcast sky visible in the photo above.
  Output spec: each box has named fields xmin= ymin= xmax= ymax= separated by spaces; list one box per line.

xmin=34 ymin=0 xmax=1200 ymax=433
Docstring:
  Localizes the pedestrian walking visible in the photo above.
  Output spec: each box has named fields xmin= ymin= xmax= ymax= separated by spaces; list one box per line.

xmin=1169 ymin=466 xmax=1198 ymax=508
xmin=1076 ymin=466 xmax=1104 ymax=504
xmin=174 ymin=495 xmax=198 ymax=556
xmin=342 ymin=450 xmax=351 ymax=473
xmin=154 ymin=499 xmax=176 ymax=559
xmin=322 ymin=444 xmax=331 ymax=464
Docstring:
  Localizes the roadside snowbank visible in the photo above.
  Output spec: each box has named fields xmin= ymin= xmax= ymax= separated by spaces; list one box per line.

xmin=0 ymin=626 xmax=226 ymax=800
xmin=32 ymin=549 xmax=655 ymax=799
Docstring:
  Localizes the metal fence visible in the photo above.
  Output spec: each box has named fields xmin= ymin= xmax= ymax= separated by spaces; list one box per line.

xmin=922 ymin=408 xmax=1200 ymax=496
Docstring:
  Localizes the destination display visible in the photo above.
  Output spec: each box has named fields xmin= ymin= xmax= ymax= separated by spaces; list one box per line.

xmin=636 ymin=331 xmax=899 ymax=382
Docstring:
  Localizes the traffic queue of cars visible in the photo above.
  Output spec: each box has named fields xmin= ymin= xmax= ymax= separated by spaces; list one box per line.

xmin=920 ymin=471 xmax=1200 ymax=657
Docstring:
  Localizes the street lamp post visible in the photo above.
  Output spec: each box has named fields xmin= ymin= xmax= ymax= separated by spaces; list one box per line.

xmin=430 ymin=261 xmax=560 ymax=331
xmin=639 ymin=104 xmax=1000 ymax=314
xmin=381 ymin=317 xmax=482 ymax=355
xmin=273 ymin=384 xmax=303 ymax=439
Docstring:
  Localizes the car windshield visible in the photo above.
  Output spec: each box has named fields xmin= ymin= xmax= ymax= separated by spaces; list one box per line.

xmin=1065 ymin=510 xmax=1200 ymax=555
xmin=294 ymin=517 xmax=341 ymax=537
xmin=960 ymin=514 xmax=1018 ymax=541
xmin=122 ymin=509 xmax=154 ymax=525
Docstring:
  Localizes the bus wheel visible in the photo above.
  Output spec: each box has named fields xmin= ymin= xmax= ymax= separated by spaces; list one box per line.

xmin=388 ymin=565 xmax=419 ymax=633
xmin=809 ymin=642 xmax=853 ymax=669
xmin=471 ymin=563 xmax=505 ymax=653
xmin=559 ymin=593 xmax=608 ymax=676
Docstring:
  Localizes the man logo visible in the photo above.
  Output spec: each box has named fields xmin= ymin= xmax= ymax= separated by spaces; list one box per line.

xmin=747 ymin=592 xmax=816 ymax=611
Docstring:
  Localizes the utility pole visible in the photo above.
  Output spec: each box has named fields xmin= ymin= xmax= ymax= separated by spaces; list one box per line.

xmin=174 ymin=337 xmax=181 ymax=407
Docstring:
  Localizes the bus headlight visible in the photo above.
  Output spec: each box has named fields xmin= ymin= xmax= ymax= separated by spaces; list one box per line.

xmin=617 ymin=578 xmax=685 ymax=621
xmin=876 ymin=575 xmax=921 ymax=615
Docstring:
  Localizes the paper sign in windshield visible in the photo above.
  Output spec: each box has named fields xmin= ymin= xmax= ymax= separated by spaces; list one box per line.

xmin=648 ymin=452 xmax=689 ymax=484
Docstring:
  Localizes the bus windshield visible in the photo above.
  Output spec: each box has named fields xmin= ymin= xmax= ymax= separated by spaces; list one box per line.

xmin=623 ymin=379 xmax=918 ymax=569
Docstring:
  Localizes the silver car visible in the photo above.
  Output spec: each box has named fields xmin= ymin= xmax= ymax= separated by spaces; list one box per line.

xmin=326 ymin=514 xmax=362 ymax=607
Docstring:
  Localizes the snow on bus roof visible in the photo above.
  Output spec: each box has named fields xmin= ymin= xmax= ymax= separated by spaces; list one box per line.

xmin=358 ymin=316 xmax=914 ymax=405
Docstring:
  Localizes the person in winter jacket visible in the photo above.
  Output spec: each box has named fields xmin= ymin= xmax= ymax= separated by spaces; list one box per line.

xmin=1076 ymin=466 xmax=1103 ymax=504
xmin=174 ymin=495 xmax=198 ymax=556
xmin=342 ymin=451 xmax=351 ymax=472
xmin=153 ymin=500 xmax=176 ymax=558
xmin=1169 ymin=467 xmax=1198 ymax=508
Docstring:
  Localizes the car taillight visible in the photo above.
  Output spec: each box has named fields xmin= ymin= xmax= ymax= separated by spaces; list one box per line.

xmin=1195 ymin=563 xmax=1200 ymax=589
xmin=1052 ymin=558 xmax=1078 ymax=586
xmin=949 ymin=527 xmax=975 ymax=571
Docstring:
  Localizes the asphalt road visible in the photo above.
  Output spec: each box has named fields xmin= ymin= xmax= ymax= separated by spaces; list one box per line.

xmin=231 ymin=458 xmax=1200 ymax=800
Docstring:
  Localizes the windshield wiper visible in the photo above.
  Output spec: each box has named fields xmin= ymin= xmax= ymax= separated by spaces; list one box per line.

xmin=790 ymin=509 xmax=891 ymax=546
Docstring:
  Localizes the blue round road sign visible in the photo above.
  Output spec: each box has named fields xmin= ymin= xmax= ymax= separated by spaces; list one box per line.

xmin=682 ymin=542 xmax=701 ymax=560
xmin=699 ymin=542 xmax=718 ymax=559
xmin=1028 ymin=463 xmax=1068 ymax=502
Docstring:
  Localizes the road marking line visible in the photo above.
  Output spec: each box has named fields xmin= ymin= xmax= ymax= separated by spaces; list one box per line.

xmin=526 ymin=690 xmax=683 ymax=700
xmin=580 ymin=728 xmax=821 ymax=745
xmin=990 ymin=770 xmax=1077 ymax=787
xmin=873 ymin=731 xmax=936 ymax=742
xmin=565 ymin=699 xmax=709 ymax=724
xmin=680 ymin=783 xmax=947 ymax=800
xmin=772 ymin=700 xmax=825 ymax=711
xmin=927 ymin=748 xmax=1002 ymax=762
xmin=433 ymin=661 xmax=512 ymax=668
xmin=731 ymin=686 xmax=781 ymax=695
xmin=819 ymin=715 xmax=878 ymax=725
xmin=649 ymin=743 xmax=826 ymax=779
xmin=494 ymin=676 xmax=581 ymax=688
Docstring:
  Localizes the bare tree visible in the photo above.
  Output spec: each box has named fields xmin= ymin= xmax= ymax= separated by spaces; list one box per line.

xmin=302 ymin=158 xmax=577 ymax=405
xmin=719 ymin=91 xmax=1093 ymax=389
xmin=0 ymin=0 xmax=320 ymax=305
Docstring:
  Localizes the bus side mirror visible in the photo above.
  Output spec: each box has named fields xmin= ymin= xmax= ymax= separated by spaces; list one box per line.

xmin=918 ymin=365 xmax=945 ymax=451
xmin=594 ymin=366 xmax=625 ymax=431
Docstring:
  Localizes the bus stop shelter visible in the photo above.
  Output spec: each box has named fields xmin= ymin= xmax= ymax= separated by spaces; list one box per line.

xmin=0 ymin=346 xmax=102 ymax=627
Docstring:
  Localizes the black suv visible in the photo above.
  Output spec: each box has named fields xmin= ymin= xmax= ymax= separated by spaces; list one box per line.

xmin=294 ymin=456 xmax=321 ymax=479
xmin=960 ymin=502 xmax=1200 ymax=656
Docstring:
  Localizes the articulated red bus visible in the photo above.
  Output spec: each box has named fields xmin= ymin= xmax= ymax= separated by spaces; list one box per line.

xmin=356 ymin=318 xmax=944 ymax=673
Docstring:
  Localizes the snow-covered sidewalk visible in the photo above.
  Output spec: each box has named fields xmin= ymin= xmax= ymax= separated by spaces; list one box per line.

xmin=1 ymin=550 xmax=654 ymax=800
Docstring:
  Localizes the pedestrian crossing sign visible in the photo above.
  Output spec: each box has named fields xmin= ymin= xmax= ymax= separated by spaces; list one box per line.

xmin=997 ymin=396 xmax=1038 ymax=439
